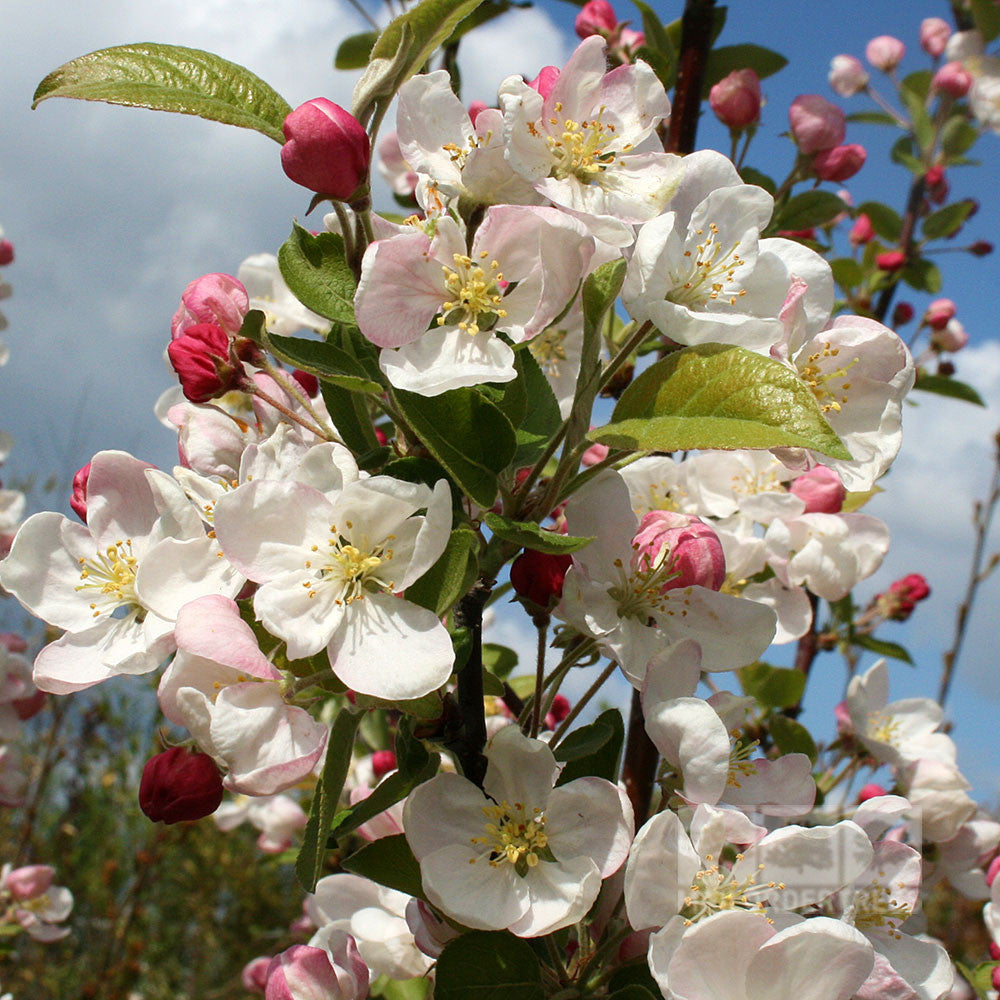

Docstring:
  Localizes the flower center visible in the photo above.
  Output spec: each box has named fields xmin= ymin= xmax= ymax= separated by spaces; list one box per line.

xmin=797 ymin=343 xmax=860 ymax=414
xmin=543 ymin=104 xmax=621 ymax=183
xmin=727 ymin=736 xmax=760 ymax=788
xmin=867 ymin=710 xmax=901 ymax=746
xmin=667 ymin=223 xmax=748 ymax=310
xmin=438 ymin=252 xmax=507 ymax=335
xmin=681 ymin=852 xmax=782 ymax=925
xmin=606 ymin=553 xmax=684 ymax=622
xmin=530 ymin=328 xmax=569 ymax=377
xmin=303 ymin=523 xmax=396 ymax=604
xmin=75 ymin=540 xmax=140 ymax=618
xmin=852 ymin=878 xmax=912 ymax=938
xmin=471 ymin=799 xmax=549 ymax=876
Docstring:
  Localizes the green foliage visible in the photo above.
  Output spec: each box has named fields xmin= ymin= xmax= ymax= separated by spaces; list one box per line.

xmin=405 ymin=527 xmax=481 ymax=617
xmin=336 ymin=31 xmax=379 ymax=69
xmin=971 ymin=0 xmax=1000 ymax=42
xmin=901 ymin=257 xmax=942 ymax=294
xmin=394 ymin=387 xmax=517 ymax=508
xmin=738 ymin=166 xmax=776 ymax=195
xmin=913 ymin=372 xmax=986 ymax=406
xmin=434 ymin=931 xmax=544 ymax=1000
xmin=512 ymin=348 xmax=564 ymax=468
xmin=852 ymin=633 xmax=913 ymax=664
xmin=342 ymin=834 xmax=426 ymax=900
xmin=739 ymin=662 xmax=806 ymax=709
xmin=554 ymin=709 xmax=625 ymax=784
xmin=942 ymin=118 xmax=979 ymax=159
xmin=483 ymin=643 xmax=518 ymax=679
xmin=830 ymin=257 xmax=863 ymax=290
xmin=33 ymin=43 xmax=291 ymax=144
xmin=922 ymin=201 xmax=975 ymax=240
xmin=483 ymin=512 xmax=593 ymax=554
xmin=268 ymin=333 xmax=383 ymax=393
xmin=591 ymin=344 xmax=850 ymax=459
xmin=703 ymin=44 xmax=787 ymax=93
xmin=772 ymin=190 xmax=846 ymax=231
xmin=277 ymin=224 xmax=358 ymax=326
xmin=296 ymin=707 xmax=363 ymax=892
xmin=856 ymin=201 xmax=903 ymax=243
xmin=768 ymin=713 xmax=818 ymax=763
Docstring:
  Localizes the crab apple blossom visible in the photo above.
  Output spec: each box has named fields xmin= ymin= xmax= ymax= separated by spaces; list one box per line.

xmin=788 ymin=464 xmax=845 ymax=513
xmin=0 ymin=864 xmax=73 ymax=943
xmin=866 ymin=35 xmax=906 ymax=72
xmin=788 ymin=94 xmax=846 ymax=153
xmin=497 ymin=36 xmax=683 ymax=231
xmin=0 ymin=450 xmax=240 ymax=693
xmin=829 ymin=55 xmax=870 ymax=96
xmin=214 ymin=792 xmax=308 ymax=853
xmin=280 ymin=99 xmax=370 ymax=202
xmin=934 ymin=61 xmax=973 ymax=98
xmin=265 ymin=933 xmax=369 ymax=1000
xmin=622 ymin=149 xmax=833 ymax=353
xmin=214 ymin=475 xmax=453 ymax=700
xmin=404 ymin=725 xmax=632 ymax=937
xmin=812 ymin=142 xmax=866 ymax=181
xmin=170 ymin=272 xmax=249 ymax=340
xmin=921 ymin=17 xmax=952 ymax=57
xmin=355 ymin=206 xmax=593 ymax=394
xmin=850 ymin=213 xmax=875 ymax=245
xmin=709 ymin=69 xmax=762 ymax=129
xmin=556 ymin=471 xmax=776 ymax=686
xmin=139 ymin=746 xmax=224 ymax=824
xmin=575 ymin=0 xmax=617 ymax=38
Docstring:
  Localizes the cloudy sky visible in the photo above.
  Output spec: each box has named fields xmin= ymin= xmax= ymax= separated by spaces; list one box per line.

xmin=3 ymin=0 xmax=1000 ymax=796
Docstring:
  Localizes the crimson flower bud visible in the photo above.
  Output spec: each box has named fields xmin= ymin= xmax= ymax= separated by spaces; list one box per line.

xmin=865 ymin=35 xmax=905 ymax=72
xmin=933 ymin=61 xmax=972 ymax=98
xmin=13 ymin=687 xmax=46 ymax=722
xmin=849 ymin=213 xmax=875 ymax=246
xmin=924 ymin=165 xmax=944 ymax=187
xmin=0 ymin=240 xmax=13 ymax=267
xmin=280 ymin=99 xmax=371 ymax=202
xmin=139 ymin=747 xmax=223 ymax=824
xmin=575 ymin=0 xmax=617 ymax=39
xmin=937 ymin=360 xmax=956 ymax=376
xmin=167 ymin=323 xmax=245 ymax=403
xmin=776 ymin=227 xmax=816 ymax=241
xmin=510 ymin=548 xmax=573 ymax=610
xmin=892 ymin=302 xmax=914 ymax=325
xmin=789 ymin=465 xmax=846 ymax=513
xmin=812 ymin=143 xmax=866 ymax=182
xmin=877 ymin=573 xmax=931 ymax=622
xmin=920 ymin=17 xmax=951 ymax=58
xmin=548 ymin=694 xmax=571 ymax=724
xmin=970 ymin=240 xmax=994 ymax=257
xmin=709 ymin=69 xmax=762 ymax=130
xmin=788 ymin=94 xmax=846 ymax=154
xmin=291 ymin=369 xmax=320 ymax=397
xmin=581 ymin=442 xmax=610 ymax=467
xmin=876 ymin=250 xmax=906 ymax=272
xmin=371 ymin=749 xmax=397 ymax=779
xmin=632 ymin=510 xmax=726 ymax=592
xmin=170 ymin=272 xmax=249 ymax=340
xmin=991 ymin=941 xmax=1000 ymax=962
xmin=924 ymin=298 xmax=956 ymax=330
xmin=528 ymin=66 xmax=560 ymax=99
xmin=828 ymin=55 xmax=869 ymax=97
xmin=70 ymin=461 xmax=91 ymax=522
xmin=856 ymin=783 xmax=887 ymax=804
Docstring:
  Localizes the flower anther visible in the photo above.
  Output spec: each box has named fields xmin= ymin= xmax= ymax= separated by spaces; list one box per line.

xmin=437 ymin=251 xmax=507 ymax=334
xmin=472 ymin=799 xmax=551 ymax=875
xmin=666 ymin=222 xmax=748 ymax=310
xmin=75 ymin=539 xmax=141 ymax=620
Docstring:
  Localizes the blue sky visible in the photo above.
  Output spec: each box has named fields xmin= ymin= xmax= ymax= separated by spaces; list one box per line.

xmin=2 ymin=0 xmax=999 ymax=798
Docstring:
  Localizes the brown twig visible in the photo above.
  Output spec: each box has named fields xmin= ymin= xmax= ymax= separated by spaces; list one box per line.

xmin=663 ymin=0 xmax=717 ymax=155
xmin=872 ymin=175 xmax=927 ymax=324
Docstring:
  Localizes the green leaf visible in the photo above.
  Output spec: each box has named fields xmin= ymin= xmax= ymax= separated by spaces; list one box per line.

xmin=335 ymin=31 xmax=379 ymax=70
xmin=342 ymin=834 xmax=426 ymax=900
xmin=739 ymin=662 xmax=806 ymax=709
xmin=482 ymin=512 xmax=593 ymax=554
xmin=296 ymin=707 xmax=363 ymax=891
xmin=33 ymin=43 xmax=291 ymax=144
xmin=768 ymin=714 xmax=817 ymax=763
xmin=554 ymin=709 xmax=625 ymax=784
xmin=922 ymin=200 xmax=975 ymax=240
xmin=852 ymin=634 xmax=913 ymax=664
xmin=237 ymin=308 xmax=267 ymax=345
xmin=856 ymin=201 xmax=903 ymax=243
xmin=971 ymin=0 xmax=1000 ymax=42
xmin=830 ymin=258 xmax=863 ymax=290
xmin=435 ymin=931 xmax=544 ymax=1000
xmin=703 ymin=44 xmax=787 ymax=93
xmin=482 ymin=643 xmax=518 ymax=680
xmin=889 ymin=136 xmax=923 ymax=174
xmin=352 ymin=0 xmax=486 ymax=127
xmin=913 ymin=372 xmax=986 ymax=406
xmin=608 ymin=961 xmax=661 ymax=997
xmin=267 ymin=334 xmax=382 ymax=393
xmin=738 ymin=167 xmax=776 ymax=196
xmin=632 ymin=1 xmax=675 ymax=87
xmin=394 ymin=387 xmax=516 ymax=508
xmin=321 ymin=379 xmax=378 ymax=456
xmin=942 ymin=117 xmax=979 ymax=158
xmin=957 ymin=960 xmax=1000 ymax=999
xmin=773 ymin=191 xmax=846 ymax=231
xmin=900 ymin=71 xmax=934 ymax=148
xmin=329 ymin=724 xmax=441 ymax=840
xmin=405 ymin=528 xmax=480 ymax=617
xmin=591 ymin=344 xmax=850 ymax=460
xmin=513 ymin=348 xmax=563 ymax=468
xmin=278 ymin=224 xmax=357 ymax=326
xmin=901 ymin=258 xmax=942 ymax=294
xmin=370 ymin=976 xmax=432 ymax=1000
xmin=846 ymin=111 xmax=898 ymax=126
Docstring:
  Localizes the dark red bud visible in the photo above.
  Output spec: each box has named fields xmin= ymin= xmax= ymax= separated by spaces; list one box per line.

xmin=291 ymin=369 xmax=320 ymax=397
xmin=0 ymin=240 xmax=14 ymax=266
xmin=70 ymin=462 xmax=91 ymax=522
xmin=371 ymin=750 xmax=397 ymax=779
xmin=167 ymin=323 xmax=244 ymax=403
xmin=876 ymin=250 xmax=906 ymax=272
xmin=510 ymin=548 xmax=573 ymax=610
xmin=139 ymin=747 xmax=223 ymax=824
xmin=970 ymin=240 xmax=994 ymax=257
xmin=892 ymin=302 xmax=914 ymax=325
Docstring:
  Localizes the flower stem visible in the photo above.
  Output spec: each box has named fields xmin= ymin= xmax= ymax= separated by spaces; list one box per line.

xmin=550 ymin=660 xmax=617 ymax=748
xmin=530 ymin=615 xmax=550 ymax=738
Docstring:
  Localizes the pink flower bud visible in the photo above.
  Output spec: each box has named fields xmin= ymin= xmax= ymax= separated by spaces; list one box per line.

xmin=406 ymin=899 xmax=461 ymax=959
xmin=828 ymin=55 xmax=869 ymax=97
xmin=850 ymin=213 xmax=875 ymax=246
xmin=242 ymin=957 xmax=271 ymax=994
xmin=528 ymin=66 xmax=560 ymax=100
xmin=167 ymin=323 xmax=245 ymax=404
xmin=709 ymin=69 xmax=762 ymax=129
xmin=170 ymin=273 xmax=249 ymax=340
xmin=3 ymin=865 xmax=55 ymax=901
xmin=467 ymin=100 xmax=489 ymax=126
xmin=878 ymin=573 xmax=931 ymax=622
xmin=866 ymin=35 xmax=905 ymax=72
xmin=834 ymin=699 xmax=853 ymax=736
xmin=0 ymin=633 xmax=27 ymax=654
xmin=857 ymin=783 xmax=887 ymax=803
xmin=632 ymin=510 xmax=726 ymax=592
xmin=619 ymin=28 xmax=645 ymax=56
xmin=987 ymin=855 xmax=1000 ymax=887
xmin=789 ymin=465 xmax=846 ymax=513
xmin=581 ymin=442 xmax=610 ymax=467
xmin=371 ymin=749 xmax=396 ymax=779
xmin=510 ymin=549 xmax=573 ymax=610
xmin=575 ymin=0 xmax=617 ymax=38
xmin=549 ymin=694 xmax=571 ymax=723
xmin=925 ymin=165 xmax=949 ymax=203
xmin=970 ymin=240 xmax=994 ymax=257
xmin=292 ymin=369 xmax=320 ymax=397
xmin=920 ymin=17 xmax=951 ymax=58
xmin=933 ymin=61 xmax=972 ymax=98
xmin=280 ymin=99 xmax=371 ymax=202
xmin=788 ymin=94 xmax=846 ymax=154
xmin=266 ymin=935 xmax=368 ymax=1000
xmin=812 ymin=143 xmax=866 ymax=182
xmin=777 ymin=227 xmax=816 ymax=241
xmin=924 ymin=298 xmax=956 ymax=330
xmin=931 ymin=318 xmax=968 ymax=353
xmin=0 ymin=241 xmax=13 ymax=267
xmin=70 ymin=461 xmax=91 ymax=522
xmin=876 ymin=250 xmax=906 ymax=272
xmin=893 ymin=302 xmax=915 ymax=325
xmin=139 ymin=747 xmax=223 ymax=824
